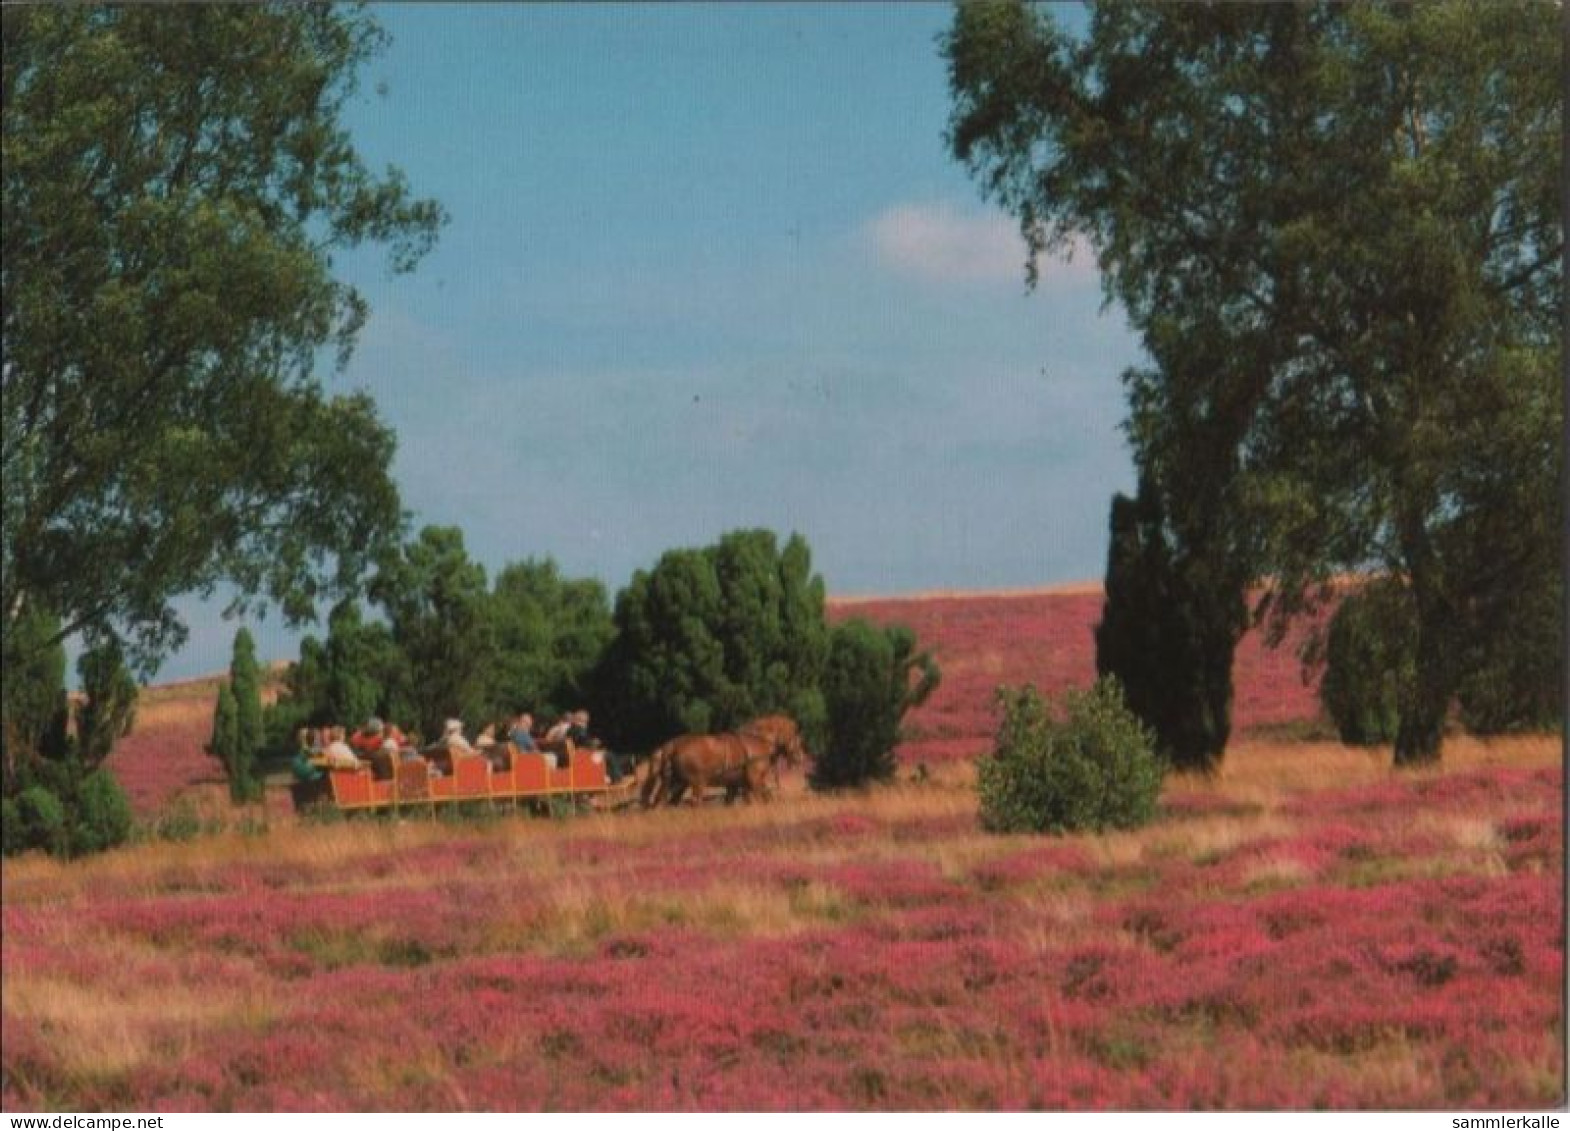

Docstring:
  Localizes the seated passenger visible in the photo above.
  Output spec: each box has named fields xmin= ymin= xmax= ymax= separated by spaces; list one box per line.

xmin=368 ymin=741 xmax=397 ymax=781
xmin=543 ymin=713 xmax=573 ymax=751
xmin=443 ymin=718 xmax=475 ymax=754
xmin=509 ymin=711 xmax=554 ymax=768
xmin=291 ymin=728 xmax=325 ymax=782
xmin=349 ymin=716 xmax=386 ymax=758
xmin=423 ymin=718 xmax=472 ymax=774
xmin=567 ymin=709 xmax=596 ymax=748
xmin=475 ymin=723 xmax=510 ymax=771
xmin=322 ymin=726 xmax=360 ymax=769
xmin=567 ymin=709 xmax=629 ymax=782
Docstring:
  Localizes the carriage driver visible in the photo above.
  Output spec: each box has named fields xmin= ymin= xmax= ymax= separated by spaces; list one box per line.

xmin=569 ymin=710 xmax=631 ymax=784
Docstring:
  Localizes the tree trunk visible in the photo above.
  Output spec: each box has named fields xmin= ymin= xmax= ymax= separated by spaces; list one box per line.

xmin=1393 ymin=649 xmax=1446 ymax=765
xmin=1393 ymin=583 xmax=1453 ymax=766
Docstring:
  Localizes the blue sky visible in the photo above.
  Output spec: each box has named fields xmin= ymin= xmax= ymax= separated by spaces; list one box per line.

xmin=162 ymin=3 xmax=1141 ymax=680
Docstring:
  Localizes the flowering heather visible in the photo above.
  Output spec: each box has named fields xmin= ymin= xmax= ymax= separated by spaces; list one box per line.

xmin=3 ymin=734 xmax=1560 ymax=1111
xmin=103 ymin=696 xmax=228 ymax=816
xmin=832 ymin=586 xmax=1327 ymax=766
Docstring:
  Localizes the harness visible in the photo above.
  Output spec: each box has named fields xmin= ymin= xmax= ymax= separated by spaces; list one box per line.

xmin=721 ymin=731 xmax=773 ymax=775
xmin=731 ymin=727 xmax=790 ymax=794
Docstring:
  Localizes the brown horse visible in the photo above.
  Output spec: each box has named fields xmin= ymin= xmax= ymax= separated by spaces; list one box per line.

xmin=641 ymin=715 xmax=805 ymax=809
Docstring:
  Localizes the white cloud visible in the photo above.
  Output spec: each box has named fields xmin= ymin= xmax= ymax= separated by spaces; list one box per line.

xmin=866 ymin=201 xmax=1097 ymax=288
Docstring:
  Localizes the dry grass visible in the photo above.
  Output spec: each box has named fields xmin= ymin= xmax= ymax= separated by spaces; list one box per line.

xmin=10 ymin=734 xmax=1558 ymax=922
xmin=1173 ymin=732 xmax=1558 ymax=797
xmin=7 ymin=734 xmax=1557 ymax=915
xmin=1 ymin=964 xmax=276 ymax=1084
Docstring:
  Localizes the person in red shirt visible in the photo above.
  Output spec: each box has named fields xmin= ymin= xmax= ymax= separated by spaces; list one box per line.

xmin=350 ymin=717 xmax=405 ymax=780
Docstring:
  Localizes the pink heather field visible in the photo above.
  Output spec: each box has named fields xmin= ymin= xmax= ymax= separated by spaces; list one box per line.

xmin=2 ymin=590 xmax=1564 ymax=1111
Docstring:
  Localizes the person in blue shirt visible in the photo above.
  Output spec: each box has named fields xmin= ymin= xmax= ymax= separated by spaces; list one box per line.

xmin=509 ymin=712 xmax=538 ymax=752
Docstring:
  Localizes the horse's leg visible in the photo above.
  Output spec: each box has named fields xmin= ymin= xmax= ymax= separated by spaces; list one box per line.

xmin=642 ymin=768 xmax=664 ymax=809
xmin=641 ymin=747 xmax=664 ymax=808
xmin=655 ymin=758 xmax=678 ymax=808
xmin=655 ymin=747 xmax=678 ymax=808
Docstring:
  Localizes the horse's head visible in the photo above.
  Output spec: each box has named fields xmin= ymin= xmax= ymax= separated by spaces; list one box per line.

xmin=746 ymin=714 xmax=806 ymax=768
xmin=779 ymin=728 xmax=807 ymax=768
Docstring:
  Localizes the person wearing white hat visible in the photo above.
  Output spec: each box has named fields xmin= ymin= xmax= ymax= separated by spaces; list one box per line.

xmin=423 ymin=717 xmax=473 ymax=775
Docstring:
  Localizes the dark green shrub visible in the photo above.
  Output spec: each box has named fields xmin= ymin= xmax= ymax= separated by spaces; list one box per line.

xmin=3 ymin=615 xmax=138 ymax=858
xmin=371 ymin=526 xmax=496 ymax=737
xmin=15 ymin=785 xmax=68 ymax=856
xmin=230 ymin=628 xmax=265 ymax=768
xmin=213 ymin=630 xmax=265 ymax=803
xmin=260 ymin=696 xmax=310 ymax=766
xmin=75 ymin=638 xmax=137 ymax=767
xmin=71 ymin=771 xmax=133 ymax=855
xmin=2 ymin=603 xmax=71 ymax=762
xmin=1456 ymin=566 xmax=1562 ymax=736
xmin=812 ymin=619 xmax=939 ymax=789
xmin=486 ymin=559 xmax=614 ymax=721
xmin=595 ymin=530 xmax=829 ymax=751
xmin=209 ymin=683 xmax=240 ymax=791
xmin=1 ymin=797 xmax=23 ymax=856
xmin=978 ymin=678 xmax=1164 ymax=835
xmin=1094 ymin=477 xmax=1247 ymax=773
xmin=1320 ymin=580 xmax=1414 ymax=746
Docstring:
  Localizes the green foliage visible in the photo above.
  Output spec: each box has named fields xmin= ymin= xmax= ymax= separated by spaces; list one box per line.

xmin=3 ymin=5 xmax=444 ymax=675
xmin=601 ymin=548 xmax=725 ymax=744
xmin=75 ymin=637 xmax=138 ymax=769
xmin=207 ymin=629 xmax=265 ymax=803
xmin=1095 ymin=477 xmax=1246 ymax=773
xmin=1456 ymin=565 xmax=1563 ymax=736
xmin=1319 ymin=581 xmax=1415 ymax=747
xmin=13 ymin=785 xmax=68 ymax=857
xmin=978 ymin=679 xmax=1164 ymax=836
xmin=1 ymin=603 xmax=70 ymax=774
xmin=274 ymin=535 xmax=611 ymax=740
xmin=595 ymin=530 xmax=829 ymax=752
xmin=813 ymin=619 xmax=940 ymax=790
xmin=2 ymin=605 xmax=137 ymax=857
xmin=486 ymin=559 xmax=613 ymax=720
xmin=209 ymin=683 xmax=240 ymax=798
xmin=71 ymin=770 xmax=133 ymax=856
xmin=945 ymin=1 xmax=1561 ymax=766
xmin=308 ymin=601 xmax=410 ymax=729
xmin=0 ymin=796 xmax=21 ymax=856
xmin=259 ymin=696 xmax=311 ymax=767
xmin=230 ymin=628 xmax=264 ymax=764
xmin=370 ymin=526 xmax=495 ymax=737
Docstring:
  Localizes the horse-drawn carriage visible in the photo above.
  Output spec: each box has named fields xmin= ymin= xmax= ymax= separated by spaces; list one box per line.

xmin=315 ymin=742 xmax=623 ymax=814
xmin=308 ymin=714 xmax=807 ymax=815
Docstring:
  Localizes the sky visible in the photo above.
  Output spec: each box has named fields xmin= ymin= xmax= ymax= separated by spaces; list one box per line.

xmin=160 ymin=3 xmax=1143 ymax=682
